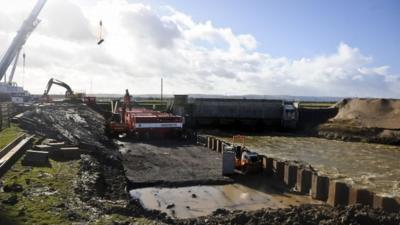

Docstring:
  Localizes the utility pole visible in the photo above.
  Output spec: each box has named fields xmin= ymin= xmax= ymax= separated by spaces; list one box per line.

xmin=160 ymin=78 xmax=163 ymax=106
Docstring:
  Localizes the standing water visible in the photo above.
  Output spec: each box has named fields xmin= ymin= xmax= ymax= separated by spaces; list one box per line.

xmin=226 ymin=135 xmax=400 ymax=197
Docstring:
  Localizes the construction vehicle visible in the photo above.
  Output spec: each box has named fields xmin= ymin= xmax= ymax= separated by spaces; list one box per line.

xmin=107 ymin=89 xmax=184 ymax=138
xmin=42 ymin=78 xmax=84 ymax=102
xmin=232 ymin=135 xmax=262 ymax=174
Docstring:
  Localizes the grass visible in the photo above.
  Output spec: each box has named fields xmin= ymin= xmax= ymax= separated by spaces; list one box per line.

xmin=0 ymin=155 xmax=159 ymax=225
xmin=0 ymin=124 xmax=23 ymax=149
xmin=299 ymin=101 xmax=335 ymax=109
xmin=0 ymin=159 xmax=80 ymax=225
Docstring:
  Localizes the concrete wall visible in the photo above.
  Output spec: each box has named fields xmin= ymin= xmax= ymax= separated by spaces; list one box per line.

xmin=198 ymin=135 xmax=400 ymax=213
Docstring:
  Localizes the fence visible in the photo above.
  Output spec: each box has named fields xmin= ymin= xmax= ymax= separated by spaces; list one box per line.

xmin=0 ymin=102 xmax=12 ymax=131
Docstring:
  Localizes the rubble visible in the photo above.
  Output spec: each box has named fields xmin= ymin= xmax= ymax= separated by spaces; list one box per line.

xmin=175 ymin=204 xmax=400 ymax=225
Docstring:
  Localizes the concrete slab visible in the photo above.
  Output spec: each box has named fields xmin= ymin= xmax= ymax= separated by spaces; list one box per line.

xmin=349 ymin=188 xmax=373 ymax=206
xmin=284 ymin=163 xmax=297 ymax=187
xmin=296 ymin=168 xmax=312 ymax=194
xmin=21 ymin=150 xmax=50 ymax=167
xmin=327 ymin=181 xmax=349 ymax=206
xmin=273 ymin=159 xmax=285 ymax=181
xmin=373 ymin=195 xmax=400 ymax=213
xmin=311 ymin=174 xmax=329 ymax=201
xmin=119 ymin=140 xmax=232 ymax=188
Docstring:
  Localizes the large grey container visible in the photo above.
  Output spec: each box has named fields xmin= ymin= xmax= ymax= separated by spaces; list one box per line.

xmin=222 ymin=150 xmax=235 ymax=175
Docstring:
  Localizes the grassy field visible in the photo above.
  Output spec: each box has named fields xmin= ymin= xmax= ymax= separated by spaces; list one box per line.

xmin=0 ymin=158 xmax=157 ymax=225
xmin=0 ymin=124 xmax=23 ymax=149
xmin=298 ymin=101 xmax=335 ymax=109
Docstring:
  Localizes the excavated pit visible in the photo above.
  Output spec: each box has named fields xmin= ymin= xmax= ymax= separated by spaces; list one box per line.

xmin=118 ymin=139 xmax=232 ymax=189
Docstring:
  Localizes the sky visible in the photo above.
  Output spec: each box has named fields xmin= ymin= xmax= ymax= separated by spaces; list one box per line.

xmin=0 ymin=0 xmax=399 ymax=97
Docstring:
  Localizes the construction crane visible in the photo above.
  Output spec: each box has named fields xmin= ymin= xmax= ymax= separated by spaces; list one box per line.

xmin=0 ymin=0 xmax=47 ymax=83
xmin=42 ymin=78 xmax=83 ymax=102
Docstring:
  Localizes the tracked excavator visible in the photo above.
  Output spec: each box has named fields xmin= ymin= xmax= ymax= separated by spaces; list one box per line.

xmin=42 ymin=78 xmax=83 ymax=102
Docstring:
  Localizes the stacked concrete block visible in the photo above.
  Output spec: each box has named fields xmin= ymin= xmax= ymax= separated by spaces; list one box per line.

xmin=284 ymin=163 xmax=298 ymax=187
xmin=327 ymin=181 xmax=349 ymax=206
xmin=296 ymin=168 xmax=312 ymax=194
xmin=262 ymin=156 xmax=273 ymax=176
xmin=273 ymin=159 xmax=285 ymax=181
xmin=373 ymin=195 xmax=400 ymax=213
xmin=349 ymin=188 xmax=373 ymax=206
xmin=21 ymin=150 xmax=49 ymax=167
xmin=311 ymin=174 xmax=330 ymax=201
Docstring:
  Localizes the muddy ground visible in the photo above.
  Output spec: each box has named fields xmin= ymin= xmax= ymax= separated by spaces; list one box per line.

xmin=119 ymin=139 xmax=231 ymax=188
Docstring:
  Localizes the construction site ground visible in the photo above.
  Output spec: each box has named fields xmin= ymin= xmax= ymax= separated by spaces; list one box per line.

xmin=1 ymin=103 xmax=399 ymax=225
xmin=119 ymin=139 xmax=232 ymax=188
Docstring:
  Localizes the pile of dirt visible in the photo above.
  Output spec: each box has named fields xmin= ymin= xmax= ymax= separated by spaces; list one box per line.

xmin=319 ymin=99 xmax=400 ymax=144
xmin=332 ymin=98 xmax=400 ymax=129
xmin=175 ymin=204 xmax=400 ymax=225
xmin=17 ymin=103 xmax=110 ymax=150
xmin=16 ymin=103 xmax=127 ymax=201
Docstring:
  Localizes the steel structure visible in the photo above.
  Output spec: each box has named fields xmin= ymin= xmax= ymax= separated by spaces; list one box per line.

xmin=0 ymin=0 xmax=47 ymax=83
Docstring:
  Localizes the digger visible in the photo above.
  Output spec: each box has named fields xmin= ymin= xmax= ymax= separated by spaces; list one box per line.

xmin=41 ymin=78 xmax=84 ymax=102
xmin=232 ymin=135 xmax=262 ymax=174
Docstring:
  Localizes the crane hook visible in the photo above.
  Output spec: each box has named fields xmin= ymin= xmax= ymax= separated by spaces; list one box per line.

xmin=97 ymin=20 xmax=104 ymax=45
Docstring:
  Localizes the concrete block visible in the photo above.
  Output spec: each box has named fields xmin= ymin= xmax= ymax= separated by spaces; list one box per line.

xmin=51 ymin=147 xmax=85 ymax=160
xmin=349 ymin=188 xmax=373 ymax=206
xmin=284 ymin=163 xmax=298 ymax=187
xmin=272 ymin=159 xmax=285 ymax=181
xmin=262 ymin=156 xmax=273 ymax=176
xmin=33 ymin=144 xmax=58 ymax=152
xmin=47 ymin=142 xmax=65 ymax=147
xmin=373 ymin=195 xmax=400 ymax=213
xmin=311 ymin=174 xmax=329 ymax=201
xmin=296 ymin=168 xmax=312 ymax=194
xmin=207 ymin=137 xmax=212 ymax=149
xmin=21 ymin=150 xmax=49 ymax=167
xmin=217 ymin=140 xmax=223 ymax=153
xmin=213 ymin=138 xmax=218 ymax=151
xmin=327 ymin=181 xmax=349 ymax=206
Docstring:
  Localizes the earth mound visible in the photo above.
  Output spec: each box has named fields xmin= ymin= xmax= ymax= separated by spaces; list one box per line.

xmin=319 ymin=98 xmax=400 ymax=144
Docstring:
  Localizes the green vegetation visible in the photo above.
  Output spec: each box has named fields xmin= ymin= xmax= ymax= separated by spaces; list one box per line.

xmin=0 ymin=159 xmax=80 ymax=225
xmin=0 ymin=124 xmax=23 ymax=149
xmin=0 ymin=157 xmax=159 ymax=225
xmin=299 ymin=101 xmax=335 ymax=109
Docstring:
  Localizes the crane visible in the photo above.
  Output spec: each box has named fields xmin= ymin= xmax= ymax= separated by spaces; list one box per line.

xmin=0 ymin=0 xmax=47 ymax=83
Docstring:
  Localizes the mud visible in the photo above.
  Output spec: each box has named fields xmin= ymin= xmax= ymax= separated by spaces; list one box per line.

xmin=15 ymin=103 xmax=127 ymax=200
xmin=119 ymin=139 xmax=232 ymax=189
xmin=175 ymin=204 xmax=400 ymax=225
xmin=129 ymin=175 xmax=320 ymax=219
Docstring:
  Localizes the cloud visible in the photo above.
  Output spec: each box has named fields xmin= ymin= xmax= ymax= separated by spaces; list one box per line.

xmin=0 ymin=0 xmax=398 ymax=98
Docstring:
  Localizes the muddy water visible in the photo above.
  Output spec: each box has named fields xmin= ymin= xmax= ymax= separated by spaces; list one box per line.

xmin=227 ymin=135 xmax=400 ymax=197
xmin=130 ymin=183 xmax=318 ymax=218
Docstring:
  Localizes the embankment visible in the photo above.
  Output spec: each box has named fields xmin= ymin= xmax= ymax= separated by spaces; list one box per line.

xmin=318 ymin=98 xmax=400 ymax=144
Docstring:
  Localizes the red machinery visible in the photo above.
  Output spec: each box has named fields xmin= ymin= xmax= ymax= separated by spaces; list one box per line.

xmin=108 ymin=89 xmax=184 ymax=137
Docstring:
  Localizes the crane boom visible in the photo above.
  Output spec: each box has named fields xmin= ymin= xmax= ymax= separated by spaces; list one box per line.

xmin=0 ymin=0 xmax=47 ymax=82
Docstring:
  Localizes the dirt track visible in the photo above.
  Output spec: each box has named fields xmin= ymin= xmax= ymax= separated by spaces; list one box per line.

xmin=119 ymin=139 xmax=232 ymax=188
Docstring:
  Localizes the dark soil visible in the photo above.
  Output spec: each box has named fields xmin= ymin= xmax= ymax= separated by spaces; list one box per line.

xmin=119 ymin=139 xmax=232 ymax=189
xmin=175 ymin=204 xmax=400 ymax=225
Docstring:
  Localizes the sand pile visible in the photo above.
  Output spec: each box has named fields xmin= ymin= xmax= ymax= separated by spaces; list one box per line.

xmin=332 ymin=98 xmax=400 ymax=129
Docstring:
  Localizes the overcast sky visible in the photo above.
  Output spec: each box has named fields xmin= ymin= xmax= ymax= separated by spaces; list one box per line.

xmin=0 ymin=0 xmax=399 ymax=97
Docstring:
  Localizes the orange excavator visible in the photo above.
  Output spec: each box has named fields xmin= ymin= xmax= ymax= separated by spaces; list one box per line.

xmin=232 ymin=135 xmax=262 ymax=174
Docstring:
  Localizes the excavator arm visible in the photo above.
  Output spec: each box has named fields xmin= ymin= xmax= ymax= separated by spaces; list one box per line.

xmin=42 ymin=78 xmax=74 ymax=101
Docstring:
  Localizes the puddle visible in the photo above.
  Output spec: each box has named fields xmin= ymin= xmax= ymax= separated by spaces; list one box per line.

xmin=130 ymin=183 xmax=317 ymax=218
